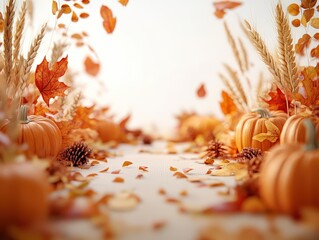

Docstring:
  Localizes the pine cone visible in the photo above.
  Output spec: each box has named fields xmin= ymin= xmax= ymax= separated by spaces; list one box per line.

xmin=204 ymin=140 xmax=227 ymax=160
xmin=58 ymin=142 xmax=92 ymax=167
xmin=247 ymin=155 xmax=263 ymax=177
xmin=236 ymin=147 xmax=262 ymax=163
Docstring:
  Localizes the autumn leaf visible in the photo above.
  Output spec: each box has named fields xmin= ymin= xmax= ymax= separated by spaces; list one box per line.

xmin=213 ymin=1 xmax=241 ymax=19
xmin=295 ymin=34 xmax=311 ymax=55
xmin=196 ymin=83 xmax=206 ymax=98
xmin=35 ymin=56 xmax=69 ymax=107
xmin=139 ymin=166 xmax=148 ymax=172
xmin=262 ymin=87 xmax=289 ymax=112
xmin=100 ymin=5 xmax=116 ymax=34
xmin=253 ymin=120 xmax=280 ymax=143
xmin=84 ymin=56 xmax=100 ymax=76
xmin=122 ymin=161 xmax=133 ymax=167
xmin=287 ymin=3 xmax=300 ymax=16
xmin=169 ymin=166 xmax=177 ymax=172
xmin=52 ymin=1 xmax=58 ymax=15
xmin=113 ymin=177 xmax=124 ymax=183
xmin=301 ymin=0 xmax=317 ymax=9
xmin=310 ymin=18 xmax=319 ymax=29
xmin=173 ymin=172 xmax=188 ymax=179
xmin=119 ymin=0 xmax=129 ymax=6
xmin=219 ymin=90 xmax=237 ymax=115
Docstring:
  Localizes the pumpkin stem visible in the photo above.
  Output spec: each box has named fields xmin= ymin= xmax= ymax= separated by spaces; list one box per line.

xmin=304 ymin=119 xmax=319 ymax=151
xmin=19 ymin=105 xmax=30 ymax=124
xmin=253 ymin=108 xmax=272 ymax=119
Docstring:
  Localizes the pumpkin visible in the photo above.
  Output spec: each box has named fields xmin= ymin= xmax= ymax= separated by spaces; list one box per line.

xmin=178 ymin=115 xmax=221 ymax=140
xmin=94 ymin=120 xmax=126 ymax=143
xmin=0 ymin=106 xmax=62 ymax=158
xmin=235 ymin=108 xmax=287 ymax=152
xmin=0 ymin=162 xmax=49 ymax=229
xmin=259 ymin=119 xmax=319 ymax=215
xmin=280 ymin=114 xmax=319 ymax=145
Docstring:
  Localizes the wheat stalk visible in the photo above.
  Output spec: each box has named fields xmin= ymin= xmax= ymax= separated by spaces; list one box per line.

xmin=219 ymin=73 xmax=245 ymax=112
xmin=26 ymin=0 xmax=34 ymax=24
xmin=238 ymin=38 xmax=249 ymax=72
xmin=224 ymin=22 xmax=244 ymax=74
xmin=242 ymin=20 xmax=285 ymax=91
xmin=20 ymin=23 xmax=47 ymax=93
xmin=13 ymin=0 xmax=26 ymax=89
xmin=64 ymin=92 xmax=82 ymax=120
xmin=3 ymin=0 xmax=15 ymax=86
xmin=276 ymin=3 xmax=298 ymax=93
xmin=50 ymin=41 xmax=69 ymax=67
xmin=223 ymin=63 xmax=248 ymax=108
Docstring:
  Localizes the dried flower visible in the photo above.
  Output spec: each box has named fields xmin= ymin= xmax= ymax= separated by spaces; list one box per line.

xmin=58 ymin=142 xmax=92 ymax=167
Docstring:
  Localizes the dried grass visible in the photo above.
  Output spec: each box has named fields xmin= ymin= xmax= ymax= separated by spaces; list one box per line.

xmin=50 ymin=41 xmax=69 ymax=67
xmin=64 ymin=92 xmax=82 ymax=120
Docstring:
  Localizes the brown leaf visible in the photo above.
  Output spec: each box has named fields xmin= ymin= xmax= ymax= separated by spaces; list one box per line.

xmin=179 ymin=190 xmax=188 ymax=196
xmin=301 ymin=0 xmax=317 ymax=9
xmin=166 ymin=198 xmax=180 ymax=204
xmin=219 ymin=90 xmax=237 ymax=115
xmin=139 ymin=166 xmax=149 ymax=172
xmin=87 ymin=173 xmax=98 ymax=178
xmin=90 ymin=160 xmax=100 ymax=166
xmin=287 ymin=3 xmax=300 ymax=16
xmin=152 ymin=221 xmax=166 ymax=230
xmin=169 ymin=166 xmax=177 ymax=172
xmin=136 ymin=174 xmax=143 ymax=179
xmin=295 ymin=34 xmax=311 ymax=55
xmin=303 ymin=8 xmax=314 ymax=23
xmin=111 ymin=169 xmax=121 ymax=174
xmin=113 ymin=177 xmax=124 ymax=183
xmin=173 ymin=172 xmax=188 ymax=179
xmin=119 ymin=0 xmax=129 ymax=6
xmin=61 ymin=4 xmax=72 ymax=14
xmin=100 ymin=5 xmax=116 ymax=33
xmin=35 ymin=57 xmax=69 ymax=106
xmin=158 ymin=188 xmax=166 ymax=195
xmin=99 ymin=167 xmax=109 ymax=173
xmin=122 ymin=161 xmax=133 ymax=167
xmin=74 ymin=3 xmax=83 ymax=9
xmin=311 ymin=45 xmax=319 ymax=58
xmin=314 ymin=33 xmax=319 ymax=40
xmin=196 ymin=83 xmax=206 ymax=98
xmin=311 ymin=18 xmax=319 ymax=28
xmin=292 ymin=19 xmax=301 ymax=27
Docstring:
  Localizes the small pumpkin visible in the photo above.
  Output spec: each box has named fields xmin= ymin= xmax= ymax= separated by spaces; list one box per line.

xmin=280 ymin=114 xmax=319 ymax=145
xmin=0 ymin=162 xmax=49 ymax=229
xmin=259 ymin=119 xmax=319 ymax=215
xmin=0 ymin=106 xmax=62 ymax=158
xmin=94 ymin=120 xmax=126 ymax=143
xmin=235 ymin=108 xmax=287 ymax=152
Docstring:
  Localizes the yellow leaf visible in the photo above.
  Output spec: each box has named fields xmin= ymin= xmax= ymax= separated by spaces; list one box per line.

xmin=310 ymin=18 xmax=319 ymax=29
xmin=253 ymin=133 xmax=278 ymax=143
xmin=287 ymin=3 xmax=300 ymax=16
xmin=265 ymin=120 xmax=280 ymax=135
xmin=122 ymin=161 xmax=133 ymax=167
xmin=52 ymin=0 xmax=58 ymax=15
xmin=169 ymin=166 xmax=177 ymax=171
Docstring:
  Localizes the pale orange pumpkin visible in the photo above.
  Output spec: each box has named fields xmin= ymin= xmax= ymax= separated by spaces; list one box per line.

xmin=0 ymin=106 xmax=62 ymax=158
xmin=259 ymin=119 xmax=319 ymax=215
xmin=235 ymin=108 xmax=287 ymax=152
xmin=94 ymin=120 xmax=126 ymax=143
xmin=0 ymin=162 xmax=49 ymax=229
xmin=280 ymin=114 xmax=319 ymax=144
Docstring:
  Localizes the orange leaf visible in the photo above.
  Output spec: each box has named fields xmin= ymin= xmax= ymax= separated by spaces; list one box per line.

xmin=295 ymin=34 xmax=311 ymax=55
xmin=119 ymin=0 xmax=129 ymax=6
xmin=113 ymin=177 xmax=124 ymax=183
xmin=72 ymin=11 xmax=79 ymax=22
xmin=122 ymin=161 xmax=133 ymax=167
xmin=292 ymin=19 xmax=301 ymax=27
xmin=87 ymin=173 xmax=98 ymax=178
xmin=100 ymin=5 xmax=116 ymax=34
xmin=61 ymin=4 xmax=72 ymax=14
xmin=196 ymin=83 xmax=206 ymax=98
xmin=84 ymin=56 xmax=100 ymax=76
xmin=80 ymin=13 xmax=90 ymax=18
xmin=182 ymin=168 xmax=193 ymax=174
xmin=139 ymin=166 xmax=148 ymax=172
xmin=303 ymin=9 xmax=314 ymax=23
xmin=301 ymin=0 xmax=317 ymax=9
xmin=35 ymin=56 xmax=69 ymax=106
xmin=213 ymin=1 xmax=241 ymax=19
xmin=52 ymin=0 xmax=58 ymax=15
xmin=173 ymin=172 xmax=188 ymax=179
xmin=287 ymin=3 xmax=300 ymax=16
xmin=90 ymin=160 xmax=100 ymax=166
xmin=99 ymin=167 xmax=109 ymax=173
xmin=158 ymin=188 xmax=166 ymax=195
xmin=314 ymin=33 xmax=319 ymax=40
xmin=111 ymin=169 xmax=121 ymax=174
xmin=74 ymin=3 xmax=83 ymax=9
xmin=219 ymin=90 xmax=237 ymax=115
xmin=311 ymin=45 xmax=319 ymax=58
xmin=169 ymin=166 xmax=177 ymax=172
xmin=262 ymin=87 xmax=288 ymax=112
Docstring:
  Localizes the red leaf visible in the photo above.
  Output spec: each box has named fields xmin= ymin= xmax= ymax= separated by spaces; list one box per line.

xmin=100 ymin=5 xmax=116 ymax=33
xmin=196 ymin=83 xmax=206 ymax=98
xmin=35 ymin=56 xmax=69 ymax=106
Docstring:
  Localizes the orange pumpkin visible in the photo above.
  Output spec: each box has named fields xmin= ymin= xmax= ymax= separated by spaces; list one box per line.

xmin=94 ymin=120 xmax=126 ymax=143
xmin=0 ymin=162 xmax=49 ymax=229
xmin=0 ymin=106 xmax=62 ymax=158
xmin=178 ymin=115 xmax=221 ymax=140
xmin=259 ymin=119 xmax=319 ymax=215
xmin=280 ymin=114 xmax=319 ymax=144
xmin=235 ymin=108 xmax=287 ymax=152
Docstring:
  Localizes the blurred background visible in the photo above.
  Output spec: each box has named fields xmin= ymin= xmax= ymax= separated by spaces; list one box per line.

xmin=1 ymin=0 xmax=295 ymax=137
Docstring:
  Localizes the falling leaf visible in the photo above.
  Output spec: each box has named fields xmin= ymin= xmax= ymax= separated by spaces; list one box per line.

xmin=139 ymin=166 xmax=148 ymax=172
xmin=173 ymin=172 xmax=188 ymax=179
xmin=152 ymin=221 xmax=166 ymax=230
xmin=287 ymin=3 xmax=300 ymax=16
xmin=196 ymin=83 xmax=206 ymax=98
xmin=80 ymin=13 xmax=89 ymax=18
xmin=158 ymin=188 xmax=166 ymax=195
xmin=169 ymin=166 xmax=177 ymax=172
xmin=213 ymin=1 xmax=241 ymax=19
xmin=122 ymin=161 xmax=133 ymax=167
xmin=52 ymin=0 xmax=58 ymax=15
xmin=113 ymin=177 xmax=124 ymax=183
xmin=82 ymin=0 xmax=90 ymax=4
xmin=111 ymin=169 xmax=121 ymax=174
xmin=99 ymin=167 xmax=109 ymax=173
xmin=310 ymin=18 xmax=319 ymax=28
xmin=303 ymin=9 xmax=314 ymax=23
xmin=182 ymin=168 xmax=193 ymax=174
xmin=295 ymin=34 xmax=311 ymax=55
xmin=100 ymin=5 xmax=116 ymax=33
xmin=35 ymin=56 xmax=69 ymax=106
xmin=219 ymin=90 xmax=237 ymax=115
xmin=87 ymin=173 xmax=98 ymax=178
xmin=74 ymin=3 xmax=83 ymax=9
xmin=253 ymin=120 xmax=280 ymax=143
xmin=72 ymin=11 xmax=79 ymax=22
xmin=61 ymin=4 xmax=72 ymax=14
xmin=119 ymin=0 xmax=129 ymax=6
xmin=262 ymin=87 xmax=289 ymax=112
xmin=292 ymin=19 xmax=301 ymax=27
xmin=301 ymin=0 xmax=317 ymax=9
xmin=166 ymin=198 xmax=180 ymax=204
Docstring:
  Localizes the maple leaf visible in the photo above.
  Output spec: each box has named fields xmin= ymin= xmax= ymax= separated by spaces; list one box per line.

xmin=253 ymin=120 xmax=280 ymax=143
xmin=262 ymin=87 xmax=288 ymax=112
xmin=100 ymin=5 xmax=116 ymax=34
xmin=84 ymin=56 xmax=100 ymax=76
xmin=73 ymin=105 xmax=95 ymax=128
xmin=196 ymin=83 xmax=206 ymax=98
xmin=35 ymin=56 xmax=69 ymax=107
xmin=213 ymin=1 xmax=242 ymax=19
xmin=219 ymin=90 xmax=237 ymax=115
